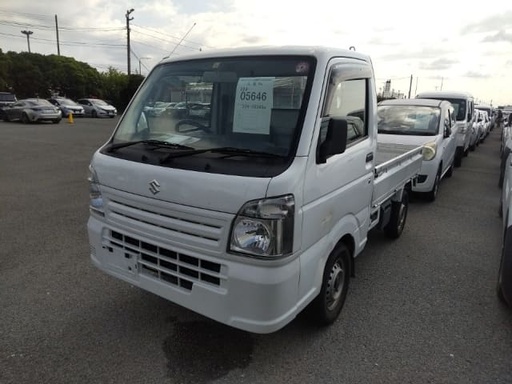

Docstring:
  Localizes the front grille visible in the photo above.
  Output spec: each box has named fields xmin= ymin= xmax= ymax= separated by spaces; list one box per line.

xmin=109 ymin=230 xmax=224 ymax=291
xmin=108 ymin=199 xmax=223 ymax=247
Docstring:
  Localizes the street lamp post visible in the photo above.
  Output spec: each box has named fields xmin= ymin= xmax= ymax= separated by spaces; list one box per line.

xmin=125 ymin=8 xmax=134 ymax=75
xmin=139 ymin=57 xmax=150 ymax=75
xmin=21 ymin=30 xmax=33 ymax=53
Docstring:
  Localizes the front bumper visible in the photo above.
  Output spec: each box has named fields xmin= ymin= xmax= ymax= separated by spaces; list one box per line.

xmin=88 ymin=214 xmax=301 ymax=334
xmin=411 ymin=160 xmax=439 ymax=192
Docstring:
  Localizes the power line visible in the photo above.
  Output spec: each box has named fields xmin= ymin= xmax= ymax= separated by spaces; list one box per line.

xmin=130 ymin=49 xmax=151 ymax=73
xmin=131 ymin=23 xmax=206 ymax=48
xmin=131 ymin=27 xmax=201 ymax=52
xmin=0 ymin=19 xmax=124 ymax=32
xmin=131 ymin=39 xmax=176 ymax=55
xmin=0 ymin=32 xmax=125 ymax=48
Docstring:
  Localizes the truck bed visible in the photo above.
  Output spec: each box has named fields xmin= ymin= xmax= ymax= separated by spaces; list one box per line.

xmin=372 ymin=142 xmax=424 ymax=207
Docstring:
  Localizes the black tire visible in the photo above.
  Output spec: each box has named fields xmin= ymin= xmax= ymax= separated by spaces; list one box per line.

xmin=3 ymin=113 xmax=10 ymax=122
xmin=52 ymin=119 xmax=61 ymax=124
xmin=497 ymin=224 xmax=512 ymax=307
xmin=469 ymin=143 xmax=476 ymax=151
xmin=425 ymin=168 xmax=441 ymax=202
xmin=454 ymin=151 xmax=462 ymax=167
xmin=21 ymin=113 xmax=29 ymax=124
xmin=311 ymin=243 xmax=351 ymax=325
xmin=446 ymin=161 xmax=453 ymax=178
xmin=384 ymin=189 xmax=409 ymax=239
xmin=92 ymin=110 xmax=97 ymax=118
xmin=499 ymin=153 xmax=508 ymax=188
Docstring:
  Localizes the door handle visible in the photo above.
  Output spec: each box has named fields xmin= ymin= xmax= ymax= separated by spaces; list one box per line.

xmin=366 ymin=152 xmax=374 ymax=162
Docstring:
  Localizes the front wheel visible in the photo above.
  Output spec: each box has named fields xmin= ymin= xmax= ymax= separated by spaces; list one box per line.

xmin=384 ymin=189 xmax=409 ymax=239
xmin=454 ymin=148 xmax=463 ymax=167
xmin=92 ymin=110 xmax=97 ymax=118
xmin=497 ymin=225 xmax=512 ymax=307
xmin=425 ymin=168 xmax=441 ymax=202
xmin=21 ymin=113 xmax=29 ymax=124
xmin=310 ymin=244 xmax=351 ymax=325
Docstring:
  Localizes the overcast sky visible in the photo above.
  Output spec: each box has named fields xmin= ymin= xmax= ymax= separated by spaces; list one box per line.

xmin=1 ymin=1 xmax=512 ymax=105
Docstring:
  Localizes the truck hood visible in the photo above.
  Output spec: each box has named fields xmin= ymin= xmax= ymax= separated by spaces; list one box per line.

xmin=92 ymin=152 xmax=271 ymax=214
xmin=377 ymin=133 xmax=438 ymax=146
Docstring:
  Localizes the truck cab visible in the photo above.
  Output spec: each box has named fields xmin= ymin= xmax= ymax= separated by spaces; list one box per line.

xmin=87 ymin=46 xmax=422 ymax=333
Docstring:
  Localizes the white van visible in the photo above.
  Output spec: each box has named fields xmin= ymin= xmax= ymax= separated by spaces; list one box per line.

xmin=377 ymin=98 xmax=457 ymax=201
xmin=416 ymin=91 xmax=474 ymax=167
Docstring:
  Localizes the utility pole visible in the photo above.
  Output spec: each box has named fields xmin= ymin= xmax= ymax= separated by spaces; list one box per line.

xmin=139 ymin=57 xmax=150 ymax=75
xmin=125 ymin=8 xmax=134 ymax=75
xmin=440 ymin=77 xmax=444 ymax=91
xmin=55 ymin=15 xmax=60 ymax=55
xmin=408 ymin=74 xmax=413 ymax=99
xmin=21 ymin=30 xmax=33 ymax=53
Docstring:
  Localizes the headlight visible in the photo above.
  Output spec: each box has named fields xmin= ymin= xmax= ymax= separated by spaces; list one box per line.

xmin=229 ymin=195 xmax=294 ymax=258
xmin=88 ymin=164 xmax=104 ymax=216
xmin=422 ymin=142 xmax=437 ymax=161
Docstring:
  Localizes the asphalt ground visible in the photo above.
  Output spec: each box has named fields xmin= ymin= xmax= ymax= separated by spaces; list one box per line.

xmin=1 ymin=117 xmax=511 ymax=384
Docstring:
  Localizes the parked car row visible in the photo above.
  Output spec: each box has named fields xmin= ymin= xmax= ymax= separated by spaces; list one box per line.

xmin=144 ymin=100 xmax=211 ymax=120
xmin=498 ymin=117 xmax=512 ymax=308
xmin=1 ymin=96 xmax=117 ymax=124
xmin=380 ymin=97 xmax=511 ymax=309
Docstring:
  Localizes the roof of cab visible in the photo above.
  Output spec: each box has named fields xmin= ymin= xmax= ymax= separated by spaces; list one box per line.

xmin=415 ymin=91 xmax=474 ymax=100
xmin=157 ymin=45 xmax=372 ymax=65
xmin=379 ymin=98 xmax=446 ymax=107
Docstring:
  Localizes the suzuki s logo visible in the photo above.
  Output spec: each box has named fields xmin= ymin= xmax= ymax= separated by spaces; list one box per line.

xmin=149 ymin=179 xmax=160 ymax=195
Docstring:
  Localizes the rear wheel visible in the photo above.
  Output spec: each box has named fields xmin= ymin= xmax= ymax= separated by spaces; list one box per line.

xmin=92 ymin=110 xmax=97 ymax=118
xmin=311 ymin=244 xmax=351 ymax=325
xmin=21 ymin=113 xmax=29 ymax=124
xmin=384 ymin=189 xmax=409 ymax=239
xmin=52 ymin=119 xmax=61 ymax=124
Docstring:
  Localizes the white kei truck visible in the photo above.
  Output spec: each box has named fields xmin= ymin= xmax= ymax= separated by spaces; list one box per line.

xmin=87 ymin=46 xmax=424 ymax=334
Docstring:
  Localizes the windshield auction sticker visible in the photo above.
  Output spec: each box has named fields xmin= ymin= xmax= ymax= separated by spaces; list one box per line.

xmin=233 ymin=77 xmax=274 ymax=134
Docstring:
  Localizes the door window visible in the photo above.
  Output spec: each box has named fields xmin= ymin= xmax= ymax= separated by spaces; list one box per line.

xmin=320 ymin=71 xmax=368 ymax=148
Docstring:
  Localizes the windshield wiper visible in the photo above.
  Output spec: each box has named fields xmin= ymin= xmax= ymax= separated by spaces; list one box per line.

xmin=160 ymin=146 xmax=286 ymax=163
xmin=106 ymin=140 xmax=194 ymax=153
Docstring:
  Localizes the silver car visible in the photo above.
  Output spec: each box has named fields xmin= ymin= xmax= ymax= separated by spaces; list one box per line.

xmin=77 ymin=98 xmax=117 ymax=118
xmin=48 ymin=97 xmax=85 ymax=118
xmin=2 ymin=98 xmax=61 ymax=124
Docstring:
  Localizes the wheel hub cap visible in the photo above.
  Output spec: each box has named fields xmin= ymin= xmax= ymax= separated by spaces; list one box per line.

xmin=326 ymin=261 xmax=345 ymax=311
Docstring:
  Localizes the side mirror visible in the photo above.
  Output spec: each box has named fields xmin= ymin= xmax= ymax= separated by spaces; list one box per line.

xmin=317 ymin=118 xmax=348 ymax=164
xmin=444 ymin=124 xmax=451 ymax=138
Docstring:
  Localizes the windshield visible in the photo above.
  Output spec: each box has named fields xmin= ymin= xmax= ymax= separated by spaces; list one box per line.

xmin=378 ymin=105 xmax=440 ymax=136
xmin=422 ymin=97 xmax=466 ymax=121
xmin=27 ymin=99 xmax=53 ymax=106
xmin=91 ymin=99 xmax=108 ymax=106
xmin=111 ymin=56 xmax=315 ymax=175
xmin=57 ymin=98 xmax=78 ymax=106
xmin=0 ymin=93 xmax=15 ymax=102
